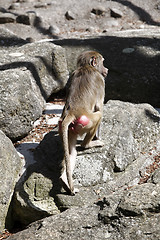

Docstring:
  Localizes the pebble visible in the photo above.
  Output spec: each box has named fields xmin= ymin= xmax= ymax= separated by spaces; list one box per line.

xmin=0 ymin=13 xmax=16 ymax=24
xmin=48 ymin=25 xmax=60 ymax=35
xmin=110 ymin=8 xmax=123 ymax=18
xmin=16 ymin=14 xmax=30 ymax=25
xmin=86 ymin=26 xmax=96 ymax=33
xmin=34 ymin=3 xmax=47 ymax=8
xmin=65 ymin=11 xmax=75 ymax=20
xmin=122 ymin=48 xmax=135 ymax=54
xmin=156 ymin=4 xmax=160 ymax=10
xmin=26 ymin=11 xmax=37 ymax=26
xmin=0 ymin=7 xmax=7 ymax=13
xmin=8 ymin=3 xmax=20 ymax=10
xmin=91 ymin=6 xmax=106 ymax=16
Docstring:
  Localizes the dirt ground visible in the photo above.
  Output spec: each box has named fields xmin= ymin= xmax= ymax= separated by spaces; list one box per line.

xmin=0 ymin=0 xmax=160 ymax=41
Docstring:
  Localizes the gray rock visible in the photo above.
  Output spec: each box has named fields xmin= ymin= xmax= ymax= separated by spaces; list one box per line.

xmin=0 ymin=68 xmax=45 ymax=140
xmin=48 ymin=25 xmax=60 ymax=35
xmin=151 ymin=168 xmax=160 ymax=184
xmin=0 ymin=39 xmax=69 ymax=140
xmin=26 ymin=11 xmax=37 ymax=26
xmin=12 ymin=101 xmax=160 ymax=226
xmin=12 ymin=132 xmax=62 ymax=226
xmin=16 ymin=15 xmax=30 ymax=25
xmin=12 ymin=166 xmax=60 ymax=226
xmin=110 ymin=8 xmax=123 ymax=18
xmin=8 ymin=3 xmax=20 ymax=10
xmin=0 ymin=13 xmax=16 ymax=24
xmin=118 ymin=183 xmax=160 ymax=216
xmin=0 ymin=130 xmax=23 ymax=231
xmin=101 ymin=101 xmax=160 ymax=172
xmin=8 ymin=183 xmax=160 ymax=240
xmin=65 ymin=11 xmax=75 ymax=20
xmin=98 ymin=183 xmax=160 ymax=240
xmin=34 ymin=3 xmax=48 ymax=8
xmin=91 ymin=6 xmax=106 ymax=16
xmin=104 ymin=18 xmax=119 ymax=28
xmin=16 ymin=12 xmax=39 ymax=26
xmin=0 ymin=7 xmax=7 ymax=13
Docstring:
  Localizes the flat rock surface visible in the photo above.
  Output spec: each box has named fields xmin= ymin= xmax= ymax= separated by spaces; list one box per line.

xmin=0 ymin=0 xmax=160 ymax=41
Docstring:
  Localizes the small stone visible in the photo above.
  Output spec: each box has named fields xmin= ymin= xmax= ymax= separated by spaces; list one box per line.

xmin=0 ymin=7 xmax=7 ymax=13
xmin=86 ymin=26 xmax=95 ymax=33
xmin=65 ymin=11 xmax=75 ymax=20
xmin=48 ymin=25 xmax=60 ymax=35
xmin=91 ymin=6 xmax=106 ymax=16
xmin=26 ymin=37 xmax=34 ymax=43
xmin=122 ymin=48 xmax=135 ymax=54
xmin=16 ymin=15 xmax=30 ymax=25
xmin=156 ymin=4 xmax=160 ymax=10
xmin=110 ymin=8 xmax=123 ymax=18
xmin=8 ymin=3 xmax=20 ymax=10
xmin=0 ymin=13 xmax=16 ymax=24
xmin=105 ymin=18 xmax=119 ymax=27
xmin=26 ymin=11 xmax=37 ymax=26
xmin=8 ymin=52 xmax=24 ymax=57
xmin=34 ymin=3 xmax=47 ymax=8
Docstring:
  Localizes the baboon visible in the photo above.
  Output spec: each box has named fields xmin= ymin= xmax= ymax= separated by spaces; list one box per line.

xmin=59 ymin=51 xmax=108 ymax=195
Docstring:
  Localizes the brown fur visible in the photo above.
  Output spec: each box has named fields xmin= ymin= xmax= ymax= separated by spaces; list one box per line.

xmin=59 ymin=51 xmax=108 ymax=195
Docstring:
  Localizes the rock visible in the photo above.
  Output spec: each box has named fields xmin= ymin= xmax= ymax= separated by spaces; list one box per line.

xmin=104 ymin=18 xmax=119 ymax=28
xmin=8 ymin=183 xmax=160 ymax=240
xmin=8 ymin=3 xmax=20 ymax=10
xmin=16 ymin=11 xmax=38 ymax=26
xmin=91 ymin=6 xmax=106 ymax=16
xmin=26 ymin=11 xmax=37 ymax=26
xmin=151 ymin=168 xmax=160 ymax=184
xmin=0 ymin=130 xmax=23 ymax=231
xmin=86 ymin=26 xmax=96 ymax=33
xmin=48 ymin=25 xmax=60 ymax=35
xmin=157 ymin=4 xmax=160 ymax=10
xmin=12 ymin=100 xmax=160 ymax=226
xmin=26 ymin=37 xmax=34 ymax=43
xmin=0 ymin=30 xmax=69 ymax=140
xmin=0 ymin=67 xmax=45 ymax=140
xmin=53 ymin=28 xmax=160 ymax=106
xmin=98 ymin=183 xmax=160 ymax=239
xmin=65 ymin=11 xmax=75 ymax=20
xmin=0 ymin=13 xmax=16 ymax=24
xmin=34 ymin=3 xmax=48 ymax=8
xmin=101 ymin=101 xmax=160 ymax=172
xmin=12 ymin=131 xmax=63 ymax=226
xmin=16 ymin=15 xmax=30 ymax=25
xmin=0 ymin=7 xmax=7 ymax=13
xmin=12 ymin=166 xmax=60 ymax=226
xmin=118 ymin=183 xmax=160 ymax=216
xmin=8 ymin=206 xmax=102 ymax=240
xmin=0 ymin=27 xmax=27 ymax=47
xmin=110 ymin=8 xmax=123 ymax=18
xmin=122 ymin=47 xmax=135 ymax=53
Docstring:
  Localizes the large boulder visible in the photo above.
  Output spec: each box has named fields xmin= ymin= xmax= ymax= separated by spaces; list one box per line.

xmin=53 ymin=28 xmax=160 ymax=107
xmin=12 ymin=168 xmax=60 ymax=227
xmin=12 ymin=100 xmax=160 ymax=226
xmin=0 ymin=68 xmax=45 ymax=140
xmin=11 ymin=132 xmax=62 ymax=227
xmin=8 ymin=183 xmax=160 ymax=240
xmin=0 ymin=28 xmax=69 ymax=140
xmin=0 ymin=130 xmax=23 ymax=231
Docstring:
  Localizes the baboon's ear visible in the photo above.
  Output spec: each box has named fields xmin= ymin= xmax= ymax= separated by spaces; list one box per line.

xmin=90 ymin=56 xmax=97 ymax=67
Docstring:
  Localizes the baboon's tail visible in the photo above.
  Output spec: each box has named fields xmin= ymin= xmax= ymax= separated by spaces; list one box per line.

xmin=61 ymin=114 xmax=75 ymax=195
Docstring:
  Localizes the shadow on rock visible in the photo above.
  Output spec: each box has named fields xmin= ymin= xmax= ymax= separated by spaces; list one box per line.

xmin=8 ymin=129 xmax=64 ymax=229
